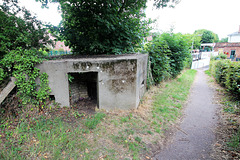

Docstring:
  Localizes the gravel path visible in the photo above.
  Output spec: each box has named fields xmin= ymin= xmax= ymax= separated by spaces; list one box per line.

xmin=154 ymin=68 xmax=218 ymax=160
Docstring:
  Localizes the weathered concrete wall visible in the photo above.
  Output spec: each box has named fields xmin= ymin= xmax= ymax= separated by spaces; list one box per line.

xmin=37 ymin=54 xmax=148 ymax=110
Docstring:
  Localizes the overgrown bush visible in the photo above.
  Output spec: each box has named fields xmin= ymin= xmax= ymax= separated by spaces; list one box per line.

xmin=145 ymin=32 xmax=192 ymax=84
xmin=210 ymin=60 xmax=240 ymax=98
xmin=145 ymin=39 xmax=171 ymax=83
xmin=159 ymin=33 xmax=192 ymax=78
xmin=210 ymin=53 xmax=227 ymax=61
xmin=0 ymin=47 xmax=50 ymax=110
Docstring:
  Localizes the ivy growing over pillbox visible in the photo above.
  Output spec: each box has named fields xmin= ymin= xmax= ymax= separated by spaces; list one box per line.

xmin=0 ymin=0 xmax=52 ymax=110
xmin=1 ymin=48 xmax=51 ymax=110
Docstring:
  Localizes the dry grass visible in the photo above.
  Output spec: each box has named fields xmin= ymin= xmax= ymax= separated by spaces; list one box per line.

xmin=0 ymin=70 xmax=197 ymax=159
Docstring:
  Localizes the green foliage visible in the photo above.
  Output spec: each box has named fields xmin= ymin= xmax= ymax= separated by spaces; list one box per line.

xmin=146 ymin=37 xmax=171 ymax=83
xmin=53 ymin=0 xmax=150 ymax=55
xmin=0 ymin=0 xmax=52 ymax=109
xmin=185 ymin=33 xmax=201 ymax=49
xmin=152 ymin=69 xmax=196 ymax=133
xmin=227 ymin=128 xmax=240 ymax=151
xmin=1 ymin=116 xmax=90 ymax=159
xmin=211 ymin=53 xmax=227 ymax=60
xmin=153 ymin=0 xmax=181 ymax=8
xmin=201 ymin=30 xmax=214 ymax=43
xmin=0 ymin=67 xmax=7 ymax=85
xmin=219 ymin=37 xmax=228 ymax=43
xmin=38 ymin=0 xmax=178 ymax=10
xmin=146 ymin=32 xmax=192 ymax=83
xmin=210 ymin=60 xmax=240 ymax=98
xmin=0 ymin=0 xmax=52 ymax=59
xmin=36 ymin=0 xmax=180 ymax=56
xmin=162 ymin=33 xmax=192 ymax=77
xmin=194 ymin=29 xmax=219 ymax=43
xmin=0 ymin=48 xmax=51 ymax=109
xmin=84 ymin=112 xmax=106 ymax=129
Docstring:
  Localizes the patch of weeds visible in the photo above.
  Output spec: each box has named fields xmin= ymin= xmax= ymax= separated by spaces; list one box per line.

xmin=111 ymin=131 xmax=127 ymax=145
xmin=175 ymin=103 xmax=182 ymax=109
xmin=125 ymin=128 xmax=135 ymax=135
xmin=205 ymin=70 xmax=211 ymax=76
xmin=227 ymin=128 xmax=240 ymax=151
xmin=121 ymin=116 xmax=130 ymax=123
xmin=155 ymin=128 xmax=161 ymax=134
xmin=81 ymin=128 xmax=90 ymax=134
xmin=120 ymin=114 xmax=133 ymax=123
xmin=222 ymin=101 xmax=240 ymax=114
xmin=147 ymin=130 xmax=153 ymax=135
xmin=111 ymin=119 xmax=119 ymax=127
xmin=128 ymin=142 xmax=140 ymax=158
xmin=72 ymin=110 xmax=85 ymax=118
xmin=84 ymin=112 xmax=106 ymax=129
xmin=134 ymin=136 xmax=142 ymax=143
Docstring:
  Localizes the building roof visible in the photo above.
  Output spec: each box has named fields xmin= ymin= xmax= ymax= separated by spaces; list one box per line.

xmin=215 ymin=42 xmax=240 ymax=48
xmin=228 ymin=31 xmax=240 ymax=36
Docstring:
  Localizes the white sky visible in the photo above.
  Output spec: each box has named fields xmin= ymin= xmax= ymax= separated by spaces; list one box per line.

xmin=146 ymin=0 xmax=240 ymax=39
xmin=18 ymin=0 xmax=62 ymax=26
xmin=18 ymin=0 xmax=240 ymax=39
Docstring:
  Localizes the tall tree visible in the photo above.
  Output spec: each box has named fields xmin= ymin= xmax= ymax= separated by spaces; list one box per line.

xmin=36 ymin=0 xmax=179 ymax=55
xmin=194 ymin=29 xmax=219 ymax=43
xmin=58 ymin=0 xmax=150 ymax=55
xmin=219 ymin=37 xmax=228 ymax=42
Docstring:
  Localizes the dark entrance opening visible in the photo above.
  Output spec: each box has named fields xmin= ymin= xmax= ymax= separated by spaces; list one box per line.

xmin=68 ymin=72 xmax=98 ymax=112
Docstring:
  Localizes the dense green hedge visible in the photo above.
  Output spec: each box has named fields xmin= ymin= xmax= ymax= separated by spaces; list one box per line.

xmin=145 ymin=32 xmax=192 ymax=84
xmin=210 ymin=60 xmax=240 ymax=97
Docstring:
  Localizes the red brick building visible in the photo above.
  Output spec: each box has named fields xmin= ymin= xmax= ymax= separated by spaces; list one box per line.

xmin=214 ymin=42 xmax=240 ymax=59
xmin=48 ymin=33 xmax=71 ymax=52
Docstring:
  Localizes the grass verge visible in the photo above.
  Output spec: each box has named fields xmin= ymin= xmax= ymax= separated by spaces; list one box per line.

xmin=205 ymin=69 xmax=240 ymax=159
xmin=0 ymin=69 xmax=197 ymax=159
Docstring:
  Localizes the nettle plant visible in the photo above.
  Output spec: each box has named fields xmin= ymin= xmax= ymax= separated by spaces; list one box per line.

xmin=1 ymin=47 xmax=51 ymax=110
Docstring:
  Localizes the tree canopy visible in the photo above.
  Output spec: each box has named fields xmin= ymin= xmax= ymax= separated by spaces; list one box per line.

xmin=153 ymin=0 xmax=181 ymax=8
xmin=36 ymin=0 xmax=179 ymax=55
xmin=0 ymin=0 xmax=51 ymax=58
xmin=194 ymin=29 xmax=219 ymax=43
xmin=219 ymin=37 xmax=228 ymax=43
xmin=58 ymin=0 xmax=150 ymax=55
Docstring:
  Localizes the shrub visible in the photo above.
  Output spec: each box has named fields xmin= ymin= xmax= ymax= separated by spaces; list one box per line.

xmin=84 ymin=112 xmax=106 ymax=130
xmin=210 ymin=59 xmax=240 ymax=98
xmin=145 ymin=32 xmax=192 ymax=84
xmin=145 ymin=39 xmax=171 ymax=83
xmin=210 ymin=53 xmax=227 ymax=60
xmin=159 ymin=33 xmax=192 ymax=78
xmin=224 ymin=62 xmax=240 ymax=95
xmin=211 ymin=60 xmax=230 ymax=86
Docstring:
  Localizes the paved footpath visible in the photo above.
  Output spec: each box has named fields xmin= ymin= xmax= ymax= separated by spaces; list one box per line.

xmin=154 ymin=68 xmax=218 ymax=160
